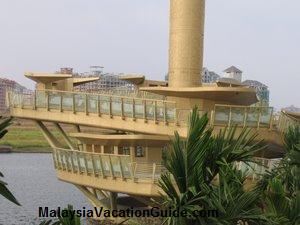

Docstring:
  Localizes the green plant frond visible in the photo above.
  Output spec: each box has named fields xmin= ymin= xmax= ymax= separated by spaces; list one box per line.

xmin=57 ymin=205 xmax=81 ymax=225
xmin=0 ymin=180 xmax=21 ymax=206
xmin=284 ymin=125 xmax=300 ymax=152
xmin=39 ymin=220 xmax=60 ymax=225
xmin=166 ymin=131 xmax=187 ymax=193
xmin=158 ymin=172 xmax=180 ymax=201
xmin=0 ymin=117 xmax=12 ymax=133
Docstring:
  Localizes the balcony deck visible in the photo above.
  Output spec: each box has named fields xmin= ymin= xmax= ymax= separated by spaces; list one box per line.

xmin=52 ymin=148 xmax=281 ymax=196
xmin=8 ymin=90 xmax=299 ymax=142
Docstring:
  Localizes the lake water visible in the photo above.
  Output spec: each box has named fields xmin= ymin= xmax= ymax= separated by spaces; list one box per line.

xmin=0 ymin=153 xmax=89 ymax=225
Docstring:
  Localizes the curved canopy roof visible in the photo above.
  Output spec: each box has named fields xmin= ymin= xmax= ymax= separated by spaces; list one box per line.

xmin=140 ymin=86 xmax=258 ymax=105
xmin=25 ymin=72 xmax=72 ymax=83
xmin=119 ymin=75 xmax=145 ymax=85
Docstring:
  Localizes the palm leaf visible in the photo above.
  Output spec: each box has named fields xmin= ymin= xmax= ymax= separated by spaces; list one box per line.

xmin=0 ymin=179 xmax=20 ymax=205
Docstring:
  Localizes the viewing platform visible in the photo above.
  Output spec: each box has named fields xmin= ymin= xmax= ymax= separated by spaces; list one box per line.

xmin=8 ymin=90 xmax=298 ymax=140
xmin=7 ymin=89 xmax=300 ymax=159
xmin=52 ymin=148 xmax=282 ymax=196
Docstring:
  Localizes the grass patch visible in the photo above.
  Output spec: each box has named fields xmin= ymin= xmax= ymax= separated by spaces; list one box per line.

xmin=0 ymin=125 xmax=68 ymax=152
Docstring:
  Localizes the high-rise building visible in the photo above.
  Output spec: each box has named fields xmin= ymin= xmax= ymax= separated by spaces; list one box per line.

xmin=0 ymin=77 xmax=31 ymax=113
xmin=242 ymin=80 xmax=270 ymax=105
xmin=202 ymin=68 xmax=220 ymax=83
xmin=74 ymin=72 xmax=134 ymax=93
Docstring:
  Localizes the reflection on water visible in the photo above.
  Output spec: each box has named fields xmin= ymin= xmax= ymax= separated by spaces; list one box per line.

xmin=0 ymin=153 xmax=89 ymax=225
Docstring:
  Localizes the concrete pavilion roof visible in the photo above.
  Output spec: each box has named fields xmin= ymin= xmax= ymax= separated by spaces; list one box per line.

xmin=69 ymin=133 xmax=171 ymax=147
xmin=140 ymin=86 xmax=259 ymax=106
xmin=119 ymin=75 xmax=145 ymax=85
xmin=73 ymin=77 xmax=100 ymax=86
xmin=25 ymin=72 xmax=72 ymax=83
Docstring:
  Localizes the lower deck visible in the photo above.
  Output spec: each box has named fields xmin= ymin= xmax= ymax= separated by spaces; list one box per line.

xmin=53 ymin=147 xmax=281 ymax=197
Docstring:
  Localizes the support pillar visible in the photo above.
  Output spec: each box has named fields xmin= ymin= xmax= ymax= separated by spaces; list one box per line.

xmin=36 ymin=121 xmax=64 ymax=149
xmin=110 ymin=192 xmax=118 ymax=211
xmin=54 ymin=123 xmax=75 ymax=150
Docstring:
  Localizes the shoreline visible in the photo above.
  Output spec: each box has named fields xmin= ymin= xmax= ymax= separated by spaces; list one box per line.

xmin=9 ymin=147 xmax=52 ymax=154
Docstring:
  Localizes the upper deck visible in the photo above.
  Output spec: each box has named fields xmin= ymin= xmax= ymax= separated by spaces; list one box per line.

xmin=7 ymin=90 xmax=299 ymax=147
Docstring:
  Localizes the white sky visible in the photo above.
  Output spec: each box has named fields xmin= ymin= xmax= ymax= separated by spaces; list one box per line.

xmin=0 ymin=0 xmax=299 ymax=109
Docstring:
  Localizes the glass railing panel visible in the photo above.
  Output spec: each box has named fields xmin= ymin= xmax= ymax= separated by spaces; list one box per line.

xmin=100 ymin=155 xmax=111 ymax=176
xmin=146 ymin=101 xmax=155 ymax=120
xmin=36 ymin=91 xmax=47 ymax=108
xmin=92 ymin=155 xmax=101 ymax=174
xmin=154 ymin=164 xmax=165 ymax=180
xmin=78 ymin=153 xmax=86 ymax=173
xmin=177 ymin=109 xmax=190 ymax=125
xmin=49 ymin=92 xmax=61 ymax=109
xmin=85 ymin=154 xmax=93 ymax=173
xmin=214 ymin=106 xmax=230 ymax=125
xmin=134 ymin=99 xmax=144 ymax=118
xmin=22 ymin=94 xmax=33 ymax=108
xmin=156 ymin=102 xmax=164 ymax=121
xmin=135 ymin=163 xmax=153 ymax=179
xmin=110 ymin=156 xmax=121 ymax=178
xmin=71 ymin=153 xmax=79 ymax=172
xmin=99 ymin=96 xmax=110 ymax=115
xmin=62 ymin=93 xmax=73 ymax=111
xmin=65 ymin=152 xmax=72 ymax=171
xmin=123 ymin=98 xmax=133 ymax=117
xmin=260 ymin=107 xmax=272 ymax=127
xmin=166 ymin=103 xmax=175 ymax=122
xmin=11 ymin=93 xmax=22 ymax=108
xmin=55 ymin=151 xmax=62 ymax=166
xmin=52 ymin=151 xmax=58 ymax=167
xmin=111 ymin=97 xmax=122 ymax=116
xmin=74 ymin=94 xmax=85 ymax=112
xmin=60 ymin=152 xmax=67 ymax=169
xmin=246 ymin=108 xmax=260 ymax=127
xmin=88 ymin=95 xmax=98 ymax=114
xmin=231 ymin=107 xmax=245 ymax=126
xmin=120 ymin=157 xmax=131 ymax=178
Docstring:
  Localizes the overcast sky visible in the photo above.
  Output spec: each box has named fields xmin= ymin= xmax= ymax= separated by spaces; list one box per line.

xmin=0 ymin=0 xmax=299 ymax=109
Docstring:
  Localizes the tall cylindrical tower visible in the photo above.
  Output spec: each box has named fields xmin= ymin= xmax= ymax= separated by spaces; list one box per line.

xmin=168 ymin=0 xmax=205 ymax=88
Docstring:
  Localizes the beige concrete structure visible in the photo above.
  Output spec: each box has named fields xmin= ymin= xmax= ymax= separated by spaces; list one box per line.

xmin=119 ymin=75 xmax=168 ymax=88
xmin=168 ymin=0 xmax=205 ymax=87
xmin=26 ymin=72 xmax=99 ymax=91
xmin=6 ymin=0 xmax=300 ymax=217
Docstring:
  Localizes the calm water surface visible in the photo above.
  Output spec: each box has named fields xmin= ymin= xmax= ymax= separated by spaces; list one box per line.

xmin=0 ymin=153 xmax=89 ymax=225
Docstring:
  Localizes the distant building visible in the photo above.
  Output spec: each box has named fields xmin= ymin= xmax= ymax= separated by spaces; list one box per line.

xmin=73 ymin=66 xmax=134 ymax=92
xmin=282 ymin=105 xmax=300 ymax=113
xmin=165 ymin=68 xmax=220 ymax=84
xmin=223 ymin=66 xmax=243 ymax=82
xmin=0 ymin=77 xmax=31 ymax=113
xmin=202 ymin=68 xmax=220 ymax=83
xmin=242 ymin=80 xmax=270 ymax=105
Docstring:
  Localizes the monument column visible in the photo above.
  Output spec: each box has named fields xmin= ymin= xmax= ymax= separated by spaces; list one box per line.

xmin=168 ymin=0 xmax=205 ymax=88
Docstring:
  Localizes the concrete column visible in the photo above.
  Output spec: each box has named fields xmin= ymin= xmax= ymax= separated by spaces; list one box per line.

xmin=168 ymin=0 xmax=205 ymax=87
xmin=36 ymin=121 xmax=64 ymax=149
xmin=110 ymin=192 xmax=118 ymax=211
xmin=54 ymin=123 xmax=75 ymax=150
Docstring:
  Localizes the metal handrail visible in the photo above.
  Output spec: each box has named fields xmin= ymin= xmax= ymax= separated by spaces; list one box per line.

xmin=212 ymin=104 xmax=274 ymax=129
xmin=52 ymin=148 xmax=281 ymax=184
xmin=52 ymin=148 xmax=165 ymax=183
xmin=41 ymin=89 xmax=175 ymax=104
xmin=8 ymin=90 xmax=281 ymax=130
